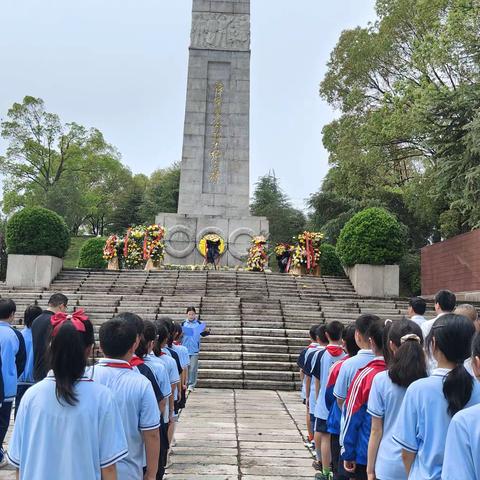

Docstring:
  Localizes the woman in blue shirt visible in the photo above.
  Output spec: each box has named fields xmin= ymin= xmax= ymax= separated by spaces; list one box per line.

xmin=366 ymin=319 xmax=427 ymax=480
xmin=393 ymin=314 xmax=480 ymax=480
xmin=442 ymin=332 xmax=480 ymax=480
xmin=8 ymin=311 xmax=128 ymax=480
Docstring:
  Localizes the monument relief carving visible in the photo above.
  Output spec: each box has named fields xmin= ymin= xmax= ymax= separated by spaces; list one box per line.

xmin=191 ymin=13 xmax=250 ymax=51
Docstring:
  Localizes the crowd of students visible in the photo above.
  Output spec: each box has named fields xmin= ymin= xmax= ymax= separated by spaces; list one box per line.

xmin=0 ymin=292 xmax=209 ymax=480
xmin=298 ymin=290 xmax=480 ymax=480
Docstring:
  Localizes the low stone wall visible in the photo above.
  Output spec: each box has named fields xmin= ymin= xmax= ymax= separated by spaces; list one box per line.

xmin=345 ymin=264 xmax=399 ymax=298
xmin=6 ymin=254 xmax=63 ymax=288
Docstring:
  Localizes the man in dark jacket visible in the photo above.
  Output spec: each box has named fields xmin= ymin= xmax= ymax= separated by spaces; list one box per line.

xmin=31 ymin=293 xmax=68 ymax=382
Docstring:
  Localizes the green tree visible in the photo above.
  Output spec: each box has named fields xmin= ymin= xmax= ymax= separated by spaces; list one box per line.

xmin=251 ymin=173 xmax=306 ymax=246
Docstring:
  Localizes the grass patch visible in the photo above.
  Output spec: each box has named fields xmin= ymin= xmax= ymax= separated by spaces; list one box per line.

xmin=64 ymin=236 xmax=92 ymax=268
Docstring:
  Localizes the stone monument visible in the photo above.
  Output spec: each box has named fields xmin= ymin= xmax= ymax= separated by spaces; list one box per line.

xmin=156 ymin=0 xmax=269 ymax=266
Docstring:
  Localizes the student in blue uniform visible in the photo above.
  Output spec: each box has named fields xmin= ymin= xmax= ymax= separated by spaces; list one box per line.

xmin=182 ymin=307 xmax=210 ymax=392
xmin=311 ymin=320 xmax=346 ymax=480
xmin=304 ymin=325 xmax=328 ymax=467
xmin=341 ymin=317 xmax=387 ymax=480
xmin=442 ymin=332 xmax=480 ymax=480
xmin=367 ymin=319 xmax=427 ymax=480
xmin=137 ymin=320 xmax=172 ymax=480
xmin=325 ymin=325 xmax=359 ymax=480
xmin=334 ymin=314 xmax=378 ymax=479
xmin=0 ymin=299 xmax=26 ymax=467
xmin=8 ymin=310 xmax=128 ymax=480
xmin=92 ymin=318 xmax=161 ymax=480
xmin=172 ymin=323 xmax=190 ymax=410
xmin=298 ymin=324 xmax=321 ymax=444
xmin=393 ymin=314 xmax=480 ymax=480
xmin=15 ymin=305 xmax=42 ymax=416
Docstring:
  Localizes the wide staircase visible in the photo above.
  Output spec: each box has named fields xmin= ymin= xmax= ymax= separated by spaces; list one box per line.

xmin=0 ymin=270 xmax=436 ymax=390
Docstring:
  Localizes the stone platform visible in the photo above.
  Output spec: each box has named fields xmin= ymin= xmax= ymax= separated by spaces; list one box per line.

xmin=0 ymin=389 xmax=313 ymax=479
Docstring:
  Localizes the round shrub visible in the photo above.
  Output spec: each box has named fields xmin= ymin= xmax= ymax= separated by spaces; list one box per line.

xmin=6 ymin=207 xmax=70 ymax=258
xmin=320 ymin=243 xmax=345 ymax=276
xmin=78 ymin=237 xmax=108 ymax=269
xmin=336 ymin=207 xmax=407 ymax=267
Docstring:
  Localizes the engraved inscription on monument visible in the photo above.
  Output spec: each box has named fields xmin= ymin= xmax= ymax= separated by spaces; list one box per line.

xmin=191 ymin=13 xmax=250 ymax=51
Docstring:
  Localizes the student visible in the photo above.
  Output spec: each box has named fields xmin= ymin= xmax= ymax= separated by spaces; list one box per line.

xmin=455 ymin=304 xmax=479 ymax=331
xmin=137 ymin=320 xmax=172 ymax=480
xmin=91 ymin=318 xmax=161 ymax=480
xmin=311 ymin=321 xmax=346 ymax=480
xmin=325 ymin=325 xmax=359 ymax=480
xmin=171 ymin=323 xmax=190 ymax=410
xmin=393 ymin=314 xmax=480 ymax=480
xmin=304 ymin=325 xmax=328 ymax=467
xmin=442 ymin=332 xmax=480 ymax=480
xmin=15 ymin=305 xmax=42 ymax=416
xmin=151 ymin=322 xmax=181 ymax=470
xmin=421 ymin=290 xmax=456 ymax=339
xmin=298 ymin=324 xmax=321 ymax=443
xmin=342 ymin=317 xmax=387 ymax=480
xmin=31 ymin=293 xmax=68 ymax=382
xmin=181 ymin=307 xmax=210 ymax=392
xmin=7 ymin=310 xmax=128 ymax=480
xmin=367 ymin=319 xmax=427 ymax=480
xmin=0 ymin=299 xmax=26 ymax=467
xmin=407 ymin=297 xmax=427 ymax=327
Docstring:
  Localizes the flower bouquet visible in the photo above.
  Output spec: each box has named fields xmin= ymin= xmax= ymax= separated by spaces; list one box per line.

xmin=103 ymin=235 xmax=120 ymax=270
xmin=246 ymin=236 xmax=268 ymax=272
xmin=143 ymin=224 xmax=166 ymax=271
xmin=290 ymin=231 xmax=324 ymax=276
xmin=123 ymin=226 xmax=146 ymax=269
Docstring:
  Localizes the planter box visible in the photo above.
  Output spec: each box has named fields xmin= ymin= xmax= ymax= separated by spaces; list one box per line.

xmin=345 ymin=264 xmax=399 ymax=298
xmin=6 ymin=254 xmax=63 ymax=288
xmin=289 ymin=265 xmax=321 ymax=277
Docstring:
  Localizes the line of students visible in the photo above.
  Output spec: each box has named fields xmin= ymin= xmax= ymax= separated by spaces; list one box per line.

xmin=0 ymin=292 xmax=195 ymax=480
xmin=299 ymin=294 xmax=480 ymax=480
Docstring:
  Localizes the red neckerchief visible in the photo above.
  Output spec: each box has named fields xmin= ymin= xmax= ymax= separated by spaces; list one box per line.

xmin=103 ymin=362 xmax=132 ymax=370
xmin=326 ymin=345 xmax=345 ymax=357
xmin=130 ymin=356 xmax=144 ymax=367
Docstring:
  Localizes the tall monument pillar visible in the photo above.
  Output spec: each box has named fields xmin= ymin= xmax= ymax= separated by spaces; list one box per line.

xmin=157 ymin=0 xmax=269 ymax=266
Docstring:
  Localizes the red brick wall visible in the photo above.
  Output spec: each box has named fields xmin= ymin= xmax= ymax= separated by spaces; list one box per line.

xmin=421 ymin=230 xmax=480 ymax=295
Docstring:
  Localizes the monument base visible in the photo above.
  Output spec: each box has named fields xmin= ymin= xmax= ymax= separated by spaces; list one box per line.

xmin=155 ymin=213 xmax=269 ymax=267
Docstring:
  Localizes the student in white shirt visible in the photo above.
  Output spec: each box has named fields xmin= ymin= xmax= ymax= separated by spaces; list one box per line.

xmin=92 ymin=318 xmax=161 ymax=480
xmin=367 ymin=319 xmax=427 ymax=480
xmin=407 ymin=297 xmax=427 ymax=327
xmin=421 ymin=290 xmax=456 ymax=340
xmin=393 ymin=314 xmax=480 ymax=480
xmin=443 ymin=332 xmax=480 ymax=480
xmin=8 ymin=311 xmax=128 ymax=480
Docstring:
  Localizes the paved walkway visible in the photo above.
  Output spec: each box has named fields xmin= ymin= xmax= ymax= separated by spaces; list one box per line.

xmin=0 ymin=389 xmax=313 ymax=479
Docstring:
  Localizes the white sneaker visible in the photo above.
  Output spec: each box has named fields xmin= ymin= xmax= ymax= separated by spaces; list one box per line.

xmin=187 ymin=386 xmax=195 ymax=393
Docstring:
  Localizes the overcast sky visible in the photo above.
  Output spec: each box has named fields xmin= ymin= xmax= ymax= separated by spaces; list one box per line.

xmin=0 ymin=0 xmax=376 ymax=210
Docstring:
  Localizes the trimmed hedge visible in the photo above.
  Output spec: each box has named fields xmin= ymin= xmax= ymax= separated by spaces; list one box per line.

xmin=320 ymin=243 xmax=345 ymax=276
xmin=78 ymin=237 xmax=108 ymax=269
xmin=336 ymin=207 xmax=406 ymax=267
xmin=6 ymin=207 xmax=70 ymax=258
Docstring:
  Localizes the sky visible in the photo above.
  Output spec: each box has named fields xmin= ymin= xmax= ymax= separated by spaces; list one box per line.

xmin=0 ymin=0 xmax=376 ymax=210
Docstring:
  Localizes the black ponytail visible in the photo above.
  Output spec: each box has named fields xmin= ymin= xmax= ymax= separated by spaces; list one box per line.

xmin=366 ymin=317 xmax=386 ymax=352
xmin=387 ymin=319 xmax=427 ymax=388
xmin=430 ymin=314 xmax=476 ymax=416
xmin=49 ymin=319 xmax=94 ymax=406
xmin=136 ymin=320 xmax=157 ymax=358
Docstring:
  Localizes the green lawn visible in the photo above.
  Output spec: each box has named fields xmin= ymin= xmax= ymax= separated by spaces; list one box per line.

xmin=64 ymin=236 xmax=92 ymax=268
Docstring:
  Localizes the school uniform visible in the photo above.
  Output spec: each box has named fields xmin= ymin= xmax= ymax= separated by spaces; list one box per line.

xmin=90 ymin=358 xmax=161 ymax=480
xmin=341 ymin=357 xmax=387 ymax=470
xmin=7 ymin=372 xmax=128 ymax=480
xmin=0 ymin=322 xmax=26 ymax=458
xmin=172 ymin=342 xmax=190 ymax=408
xmin=16 ymin=326 xmax=34 ymax=415
xmin=325 ymin=356 xmax=349 ymax=478
xmin=297 ymin=342 xmax=319 ymax=402
xmin=303 ymin=346 xmax=325 ymax=433
xmin=130 ymin=355 xmax=163 ymax=403
xmin=312 ymin=345 xmax=346 ymax=433
xmin=411 ymin=314 xmax=426 ymax=327
xmin=182 ymin=319 xmax=208 ymax=388
xmin=442 ymin=404 xmax=480 ymax=480
xmin=393 ymin=368 xmax=480 ymax=480
xmin=367 ymin=370 xmax=408 ymax=480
